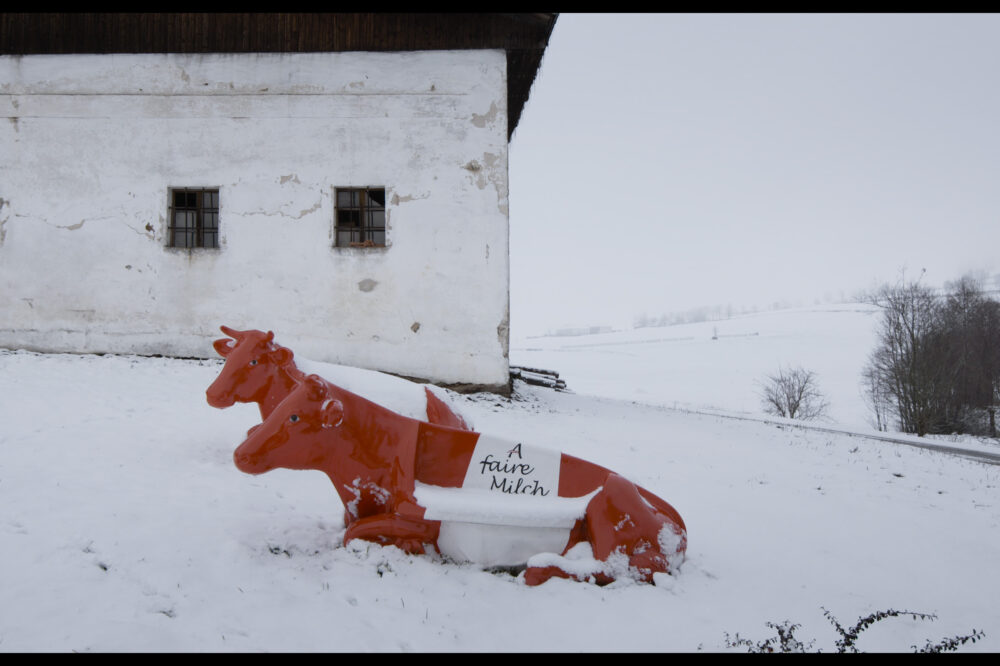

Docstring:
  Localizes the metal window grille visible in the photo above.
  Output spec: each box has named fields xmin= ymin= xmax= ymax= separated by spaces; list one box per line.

xmin=335 ymin=187 xmax=386 ymax=247
xmin=168 ymin=188 xmax=219 ymax=248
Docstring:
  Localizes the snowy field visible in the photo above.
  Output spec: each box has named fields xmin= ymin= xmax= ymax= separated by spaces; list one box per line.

xmin=2 ymin=304 xmax=999 ymax=652
xmin=515 ymin=303 xmax=884 ymax=429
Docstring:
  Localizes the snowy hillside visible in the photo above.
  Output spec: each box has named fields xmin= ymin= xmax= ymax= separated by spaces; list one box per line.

xmin=514 ymin=303 xmax=883 ymax=430
xmin=1 ymin=305 xmax=998 ymax=652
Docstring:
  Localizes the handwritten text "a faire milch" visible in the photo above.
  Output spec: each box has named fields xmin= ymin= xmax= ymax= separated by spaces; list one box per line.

xmin=475 ymin=443 xmax=551 ymax=497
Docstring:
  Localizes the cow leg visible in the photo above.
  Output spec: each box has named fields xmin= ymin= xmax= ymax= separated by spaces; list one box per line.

xmin=587 ymin=472 xmax=686 ymax=582
xmin=524 ymin=473 xmax=686 ymax=586
xmin=522 ymin=516 xmax=621 ymax=587
xmin=524 ymin=560 xmax=616 ymax=587
xmin=343 ymin=512 xmax=441 ymax=555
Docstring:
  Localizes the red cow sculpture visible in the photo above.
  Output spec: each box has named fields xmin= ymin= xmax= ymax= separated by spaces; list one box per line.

xmin=205 ymin=325 xmax=470 ymax=429
xmin=230 ymin=373 xmax=687 ymax=586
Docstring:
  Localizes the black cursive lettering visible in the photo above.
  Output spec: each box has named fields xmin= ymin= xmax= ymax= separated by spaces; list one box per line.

xmin=478 ymin=453 xmax=534 ymax=477
xmin=489 ymin=475 xmax=550 ymax=496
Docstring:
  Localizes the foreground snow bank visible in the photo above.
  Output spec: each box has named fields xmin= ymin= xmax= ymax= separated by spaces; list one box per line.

xmin=1 ymin=350 xmax=998 ymax=652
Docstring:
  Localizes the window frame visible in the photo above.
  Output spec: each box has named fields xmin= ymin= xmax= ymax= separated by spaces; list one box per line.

xmin=167 ymin=187 xmax=220 ymax=249
xmin=333 ymin=186 xmax=387 ymax=249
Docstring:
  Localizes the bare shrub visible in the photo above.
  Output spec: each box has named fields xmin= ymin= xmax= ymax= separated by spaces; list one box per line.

xmin=758 ymin=365 xmax=829 ymax=420
xmin=725 ymin=607 xmax=984 ymax=653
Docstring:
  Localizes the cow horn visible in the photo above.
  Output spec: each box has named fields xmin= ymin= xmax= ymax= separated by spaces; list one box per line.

xmin=212 ymin=337 xmax=234 ymax=357
xmin=219 ymin=325 xmax=245 ymax=340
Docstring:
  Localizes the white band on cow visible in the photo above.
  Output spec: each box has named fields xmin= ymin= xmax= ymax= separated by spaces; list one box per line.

xmin=460 ymin=434 xmax=562 ymax=499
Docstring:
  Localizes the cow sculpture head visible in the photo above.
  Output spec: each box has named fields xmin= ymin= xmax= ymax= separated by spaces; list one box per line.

xmin=233 ymin=374 xmax=346 ymax=475
xmin=206 ymin=325 xmax=300 ymax=411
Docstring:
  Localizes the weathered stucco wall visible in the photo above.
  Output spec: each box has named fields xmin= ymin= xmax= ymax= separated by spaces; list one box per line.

xmin=0 ymin=51 xmax=510 ymax=389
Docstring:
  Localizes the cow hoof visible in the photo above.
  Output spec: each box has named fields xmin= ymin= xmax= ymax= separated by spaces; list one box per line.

xmin=389 ymin=538 xmax=429 ymax=556
xmin=524 ymin=564 xmax=615 ymax=586
xmin=524 ymin=564 xmax=566 ymax=586
xmin=351 ymin=534 xmax=431 ymax=556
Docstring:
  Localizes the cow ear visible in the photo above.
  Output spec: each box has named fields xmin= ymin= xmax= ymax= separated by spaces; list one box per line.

xmin=321 ymin=398 xmax=345 ymax=429
xmin=220 ymin=325 xmax=242 ymax=339
xmin=212 ymin=338 xmax=233 ymax=357
xmin=269 ymin=345 xmax=294 ymax=367
xmin=304 ymin=374 xmax=327 ymax=400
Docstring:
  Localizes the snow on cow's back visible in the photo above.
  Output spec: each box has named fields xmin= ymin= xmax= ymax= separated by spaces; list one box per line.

xmin=294 ymin=357 xmax=472 ymax=427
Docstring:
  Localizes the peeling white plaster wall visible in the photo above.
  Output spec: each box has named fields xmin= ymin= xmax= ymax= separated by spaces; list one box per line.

xmin=0 ymin=51 xmax=510 ymax=388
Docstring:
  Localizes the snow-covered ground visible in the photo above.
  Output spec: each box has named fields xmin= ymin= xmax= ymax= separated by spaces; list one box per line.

xmin=2 ymin=304 xmax=999 ymax=652
xmin=515 ymin=302 xmax=883 ymax=430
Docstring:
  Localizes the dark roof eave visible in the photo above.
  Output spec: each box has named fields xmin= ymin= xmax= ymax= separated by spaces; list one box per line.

xmin=0 ymin=12 xmax=559 ymax=140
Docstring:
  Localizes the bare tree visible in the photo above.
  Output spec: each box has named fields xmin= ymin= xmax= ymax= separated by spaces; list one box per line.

xmin=939 ymin=274 xmax=1000 ymax=432
xmin=861 ymin=271 xmax=1000 ymax=436
xmin=861 ymin=273 xmax=954 ymax=436
xmin=861 ymin=363 xmax=891 ymax=432
xmin=759 ymin=365 xmax=829 ymax=420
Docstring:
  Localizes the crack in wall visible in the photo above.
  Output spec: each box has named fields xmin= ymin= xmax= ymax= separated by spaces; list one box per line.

xmin=243 ymin=200 xmax=322 ymax=220
xmin=125 ymin=221 xmax=156 ymax=239
xmin=48 ymin=215 xmax=113 ymax=231
xmin=0 ymin=197 xmax=8 ymax=245
xmin=6 ymin=209 xmax=156 ymax=241
xmin=390 ymin=192 xmax=430 ymax=205
xmin=497 ymin=312 xmax=510 ymax=359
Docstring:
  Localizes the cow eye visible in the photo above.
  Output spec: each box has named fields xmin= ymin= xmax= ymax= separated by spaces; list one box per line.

xmin=249 ymin=359 xmax=258 ymax=366
xmin=289 ymin=414 xmax=299 ymax=423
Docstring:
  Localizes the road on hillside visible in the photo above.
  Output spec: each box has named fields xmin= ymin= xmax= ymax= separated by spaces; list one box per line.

xmin=668 ymin=404 xmax=1000 ymax=466
xmin=516 ymin=378 xmax=1000 ymax=466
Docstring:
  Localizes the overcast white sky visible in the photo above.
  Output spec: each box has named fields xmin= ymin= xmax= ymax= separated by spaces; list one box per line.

xmin=507 ymin=13 xmax=1000 ymax=337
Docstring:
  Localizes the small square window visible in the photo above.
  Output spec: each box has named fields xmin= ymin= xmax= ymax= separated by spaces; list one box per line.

xmin=168 ymin=188 xmax=219 ymax=249
xmin=335 ymin=187 xmax=385 ymax=248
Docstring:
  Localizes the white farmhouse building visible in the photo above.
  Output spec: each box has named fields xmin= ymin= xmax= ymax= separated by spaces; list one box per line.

xmin=0 ymin=13 xmax=557 ymax=393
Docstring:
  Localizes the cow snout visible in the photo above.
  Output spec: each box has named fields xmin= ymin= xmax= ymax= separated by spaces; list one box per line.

xmin=233 ymin=448 xmax=260 ymax=474
xmin=206 ymin=385 xmax=236 ymax=409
